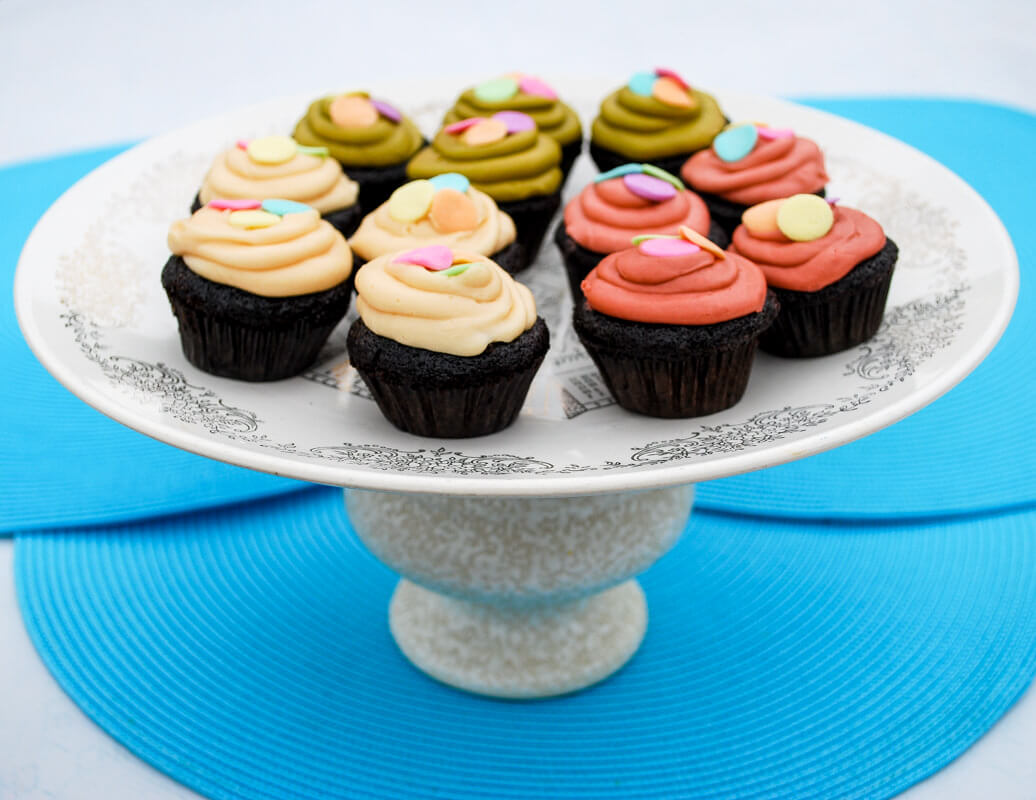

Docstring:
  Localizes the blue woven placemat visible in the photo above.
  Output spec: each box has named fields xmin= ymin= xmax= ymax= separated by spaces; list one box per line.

xmin=17 ymin=487 xmax=1036 ymax=800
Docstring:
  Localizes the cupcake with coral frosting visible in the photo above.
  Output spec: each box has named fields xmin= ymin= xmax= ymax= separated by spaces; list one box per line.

xmin=443 ymin=73 xmax=583 ymax=181
xmin=162 ymin=199 xmax=353 ymax=381
xmin=293 ymin=91 xmax=424 ymax=210
xmin=574 ymin=226 xmax=777 ymax=417
xmin=347 ymin=247 xmax=549 ymax=438
xmin=554 ymin=163 xmax=726 ymax=298
xmin=682 ymin=123 xmax=829 ymax=236
xmin=194 ymin=135 xmax=362 ymax=236
xmin=349 ymin=173 xmax=525 ymax=273
xmin=407 ymin=111 xmax=562 ymax=261
xmin=590 ymin=68 xmax=727 ymax=175
xmin=729 ymin=194 xmax=898 ymax=357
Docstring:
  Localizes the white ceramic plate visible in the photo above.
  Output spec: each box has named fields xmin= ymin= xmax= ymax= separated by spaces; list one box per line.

xmin=14 ymin=80 xmax=1017 ymax=496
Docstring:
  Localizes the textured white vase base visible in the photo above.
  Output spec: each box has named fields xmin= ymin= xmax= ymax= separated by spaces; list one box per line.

xmin=389 ymin=579 xmax=647 ymax=699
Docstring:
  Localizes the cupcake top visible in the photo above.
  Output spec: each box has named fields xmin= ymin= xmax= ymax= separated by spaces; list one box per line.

xmin=198 ymin=136 xmax=359 ymax=214
xmin=582 ymin=226 xmax=766 ymax=325
xmin=592 ymin=68 xmax=726 ymax=160
xmin=443 ymin=73 xmax=582 ymax=148
xmin=729 ymin=195 xmax=886 ymax=292
xmin=681 ymin=123 xmax=828 ymax=205
xmin=349 ymin=173 xmax=515 ymax=262
xmin=293 ymin=91 xmax=423 ymax=167
xmin=406 ymin=112 xmax=562 ymax=203
xmin=167 ymin=199 xmax=352 ymax=297
xmin=564 ymin=163 xmax=711 ymax=253
xmin=354 ymin=247 xmax=536 ymax=356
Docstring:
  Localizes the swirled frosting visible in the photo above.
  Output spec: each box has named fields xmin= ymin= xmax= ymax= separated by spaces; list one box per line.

xmin=592 ymin=87 xmax=726 ymax=160
xmin=582 ymin=242 xmax=767 ymax=325
xmin=354 ymin=252 xmax=536 ymax=356
xmin=682 ymin=135 xmax=828 ymax=205
xmin=406 ymin=127 xmax=562 ymax=203
xmin=349 ymin=185 xmax=515 ymax=261
xmin=198 ymin=144 xmax=359 ymax=214
xmin=564 ymin=177 xmax=712 ymax=253
xmin=729 ymin=205 xmax=886 ymax=292
xmin=443 ymin=79 xmax=582 ymax=148
xmin=293 ymin=93 xmax=423 ymax=167
xmin=168 ymin=205 xmax=352 ymax=297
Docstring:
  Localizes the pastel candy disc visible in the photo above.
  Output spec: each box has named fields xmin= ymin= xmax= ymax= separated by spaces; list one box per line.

xmin=713 ymin=124 xmax=759 ymax=163
xmin=246 ymin=136 xmax=297 ymax=166
xmin=776 ymin=194 xmax=835 ymax=241
xmin=329 ymin=95 xmax=378 ymax=129
xmin=758 ymin=126 xmax=795 ymax=140
xmin=370 ymin=99 xmax=402 ymax=123
xmin=261 ymin=199 xmax=312 ymax=216
xmin=628 ymin=71 xmax=657 ymax=97
xmin=595 ymin=163 xmax=644 ymax=183
xmin=393 ymin=245 xmax=453 ymax=271
xmin=429 ymin=189 xmax=479 ymax=234
xmin=474 ymin=77 xmax=519 ymax=103
xmin=208 ymin=198 xmax=261 ymax=211
xmin=654 ymin=67 xmax=689 ymax=90
xmin=639 ymin=238 xmax=701 ymax=257
xmin=493 ymin=111 xmax=536 ymax=134
xmin=518 ymin=76 xmax=557 ymax=100
xmin=227 ymin=210 xmax=280 ymax=229
xmin=624 ymin=173 xmax=678 ymax=202
xmin=653 ymin=77 xmax=693 ymax=108
xmin=387 ymin=180 xmax=435 ymax=223
xmin=463 ymin=118 xmax=508 ymax=146
xmin=741 ymin=199 xmax=785 ymax=237
xmin=429 ymin=173 xmax=470 ymax=194
xmin=444 ymin=117 xmax=482 ymax=135
xmin=679 ymin=226 xmax=725 ymax=259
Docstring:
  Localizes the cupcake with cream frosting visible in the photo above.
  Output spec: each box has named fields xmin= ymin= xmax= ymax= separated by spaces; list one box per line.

xmin=349 ymin=173 xmax=525 ymax=273
xmin=194 ymin=135 xmax=362 ymax=236
xmin=573 ymin=226 xmax=777 ymax=417
xmin=162 ymin=199 xmax=353 ymax=381
xmin=590 ymin=68 xmax=727 ymax=175
xmin=682 ymin=123 xmax=829 ymax=236
xmin=347 ymin=247 xmax=549 ymax=437
xmin=729 ymin=195 xmax=897 ymax=357
xmin=293 ymin=91 xmax=424 ymax=210
xmin=554 ymin=163 xmax=726 ymax=298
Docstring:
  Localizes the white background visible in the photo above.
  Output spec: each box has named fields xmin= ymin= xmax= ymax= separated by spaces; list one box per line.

xmin=2 ymin=1 xmax=1036 ymax=797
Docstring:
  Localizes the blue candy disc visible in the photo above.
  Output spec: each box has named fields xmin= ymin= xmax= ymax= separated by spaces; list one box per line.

xmin=261 ymin=198 xmax=313 ymax=216
xmin=429 ymin=173 xmax=470 ymax=194
xmin=713 ymin=124 xmax=759 ymax=163
xmin=628 ymin=71 xmax=657 ymax=97
xmin=595 ymin=163 xmax=645 ymax=183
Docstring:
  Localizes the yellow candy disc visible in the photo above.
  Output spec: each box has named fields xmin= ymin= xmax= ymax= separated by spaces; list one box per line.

xmin=741 ymin=199 xmax=785 ymax=237
xmin=387 ymin=180 xmax=435 ymax=223
xmin=679 ymin=226 xmax=725 ymax=259
xmin=429 ymin=189 xmax=479 ymax=233
xmin=463 ymin=118 xmax=508 ymax=146
xmin=329 ymin=95 xmax=378 ymax=128
xmin=246 ymin=135 xmax=297 ymax=165
xmin=227 ymin=209 xmax=281 ymax=229
xmin=776 ymin=194 xmax=835 ymax=242
xmin=652 ymin=76 xmax=693 ymax=108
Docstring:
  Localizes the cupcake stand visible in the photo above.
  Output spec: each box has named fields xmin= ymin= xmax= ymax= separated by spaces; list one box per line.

xmin=14 ymin=84 xmax=1017 ymax=699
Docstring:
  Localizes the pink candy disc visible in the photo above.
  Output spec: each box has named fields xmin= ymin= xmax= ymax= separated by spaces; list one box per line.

xmin=638 ymin=238 xmax=701 ymax=257
xmin=209 ymin=198 xmax=262 ymax=211
xmin=518 ymin=75 xmax=558 ymax=100
xmin=492 ymin=110 xmax=536 ymax=134
xmin=393 ymin=245 xmax=454 ymax=271
xmin=624 ymin=173 xmax=678 ymax=202
xmin=757 ymin=127 xmax=795 ymax=140
xmin=370 ymin=98 xmax=402 ymax=123
xmin=654 ymin=67 xmax=689 ymax=90
xmin=444 ymin=117 xmax=483 ymax=135
xmin=827 ymin=196 xmax=841 ymax=205
xmin=235 ymin=140 xmax=249 ymax=150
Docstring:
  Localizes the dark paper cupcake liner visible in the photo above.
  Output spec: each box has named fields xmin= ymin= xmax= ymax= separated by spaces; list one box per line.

xmin=559 ymin=139 xmax=583 ymax=186
xmin=341 ymin=159 xmax=415 ymax=211
xmin=160 ymin=256 xmax=353 ymax=382
xmin=346 ymin=318 xmax=550 ymax=438
xmin=189 ymin=193 xmax=364 ymax=238
xmin=497 ymin=192 xmax=562 ymax=264
xmin=759 ymin=238 xmax=899 ymax=358
xmin=351 ymin=240 xmax=527 ymax=276
xmin=588 ymin=142 xmax=696 ymax=177
xmin=573 ymin=295 xmax=778 ymax=418
xmin=554 ymin=221 xmax=730 ymax=301
xmin=700 ymin=188 xmax=827 ymax=238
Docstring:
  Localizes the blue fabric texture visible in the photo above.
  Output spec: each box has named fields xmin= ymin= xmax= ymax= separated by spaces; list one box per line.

xmin=1 ymin=147 xmax=305 ymax=534
xmin=16 ymin=488 xmax=1036 ymax=800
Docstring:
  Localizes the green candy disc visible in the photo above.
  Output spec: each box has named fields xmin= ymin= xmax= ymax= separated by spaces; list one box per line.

xmin=474 ymin=77 xmax=519 ymax=104
xmin=641 ymin=164 xmax=685 ymax=191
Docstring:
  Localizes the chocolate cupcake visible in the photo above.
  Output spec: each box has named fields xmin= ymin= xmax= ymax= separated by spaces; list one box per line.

xmin=347 ymin=247 xmax=549 ymax=438
xmin=573 ymin=227 xmax=777 ymax=418
xmin=162 ymin=199 xmax=353 ymax=381
xmin=406 ymin=112 xmax=562 ymax=262
xmin=293 ymin=92 xmax=424 ymax=210
xmin=554 ymin=163 xmax=726 ymax=299
xmin=590 ymin=68 xmax=727 ymax=175
xmin=193 ymin=135 xmax=362 ymax=237
xmin=442 ymin=73 xmax=583 ymax=182
xmin=349 ymin=173 xmax=525 ymax=274
xmin=729 ymin=195 xmax=897 ymax=357
xmin=682 ymin=123 xmax=829 ymax=236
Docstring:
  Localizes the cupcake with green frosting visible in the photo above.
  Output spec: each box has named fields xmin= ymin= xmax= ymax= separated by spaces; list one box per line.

xmin=590 ymin=68 xmax=727 ymax=175
xmin=407 ymin=111 xmax=562 ymax=261
xmin=293 ymin=91 xmax=424 ymax=210
xmin=442 ymin=73 xmax=583 ymax=182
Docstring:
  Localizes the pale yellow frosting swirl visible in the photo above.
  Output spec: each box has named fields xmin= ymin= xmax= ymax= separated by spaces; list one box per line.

xmin=355 ymin=252 xmax=536 ymax=356
xmin=349 ymin=187 xmax=515 ymax=262
xmin=198 ymin=146 xmax=359 ymax=214
xmin=168 ymin=206 xmax=352 ymax=297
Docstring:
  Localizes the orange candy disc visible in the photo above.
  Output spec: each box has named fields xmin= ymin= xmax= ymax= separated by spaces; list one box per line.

xmin=741 ymin=199 xmax=785 ymax=238
xmin=652 ymin=77 xmax=693 ymax=108
xmin=463 ymin=118 xmax=508 ymax=146
xmin=329 ymin=95 xmax=378 ymax=128
xmin=429 ymin=189 xmax=479 ymax=233
xmin=679 ymin=226 xmax=725 ymax=259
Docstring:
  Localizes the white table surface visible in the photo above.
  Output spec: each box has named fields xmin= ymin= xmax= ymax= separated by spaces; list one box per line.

xmin=2 ymin=1 xmax=1035 ymax=797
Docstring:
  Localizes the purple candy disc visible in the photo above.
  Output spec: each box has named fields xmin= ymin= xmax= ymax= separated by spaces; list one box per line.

xmin=492 ymin=111 xmax=536 ymax=134
xmin=371 ymin=98 xmax=402 ymax=123
xmin=624 ymin=173 xmax=678 ymax=203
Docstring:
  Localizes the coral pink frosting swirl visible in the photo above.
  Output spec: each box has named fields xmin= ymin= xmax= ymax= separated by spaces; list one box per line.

xmin=681 ymin=136 xmax=828 ymax=205
xmin=564 ymin=177 xmax=712 ymax=253
xmin=730 ymin=206 xmax=886 ymax=292
xmin=582 ymin=245 xmax=767 ymax=325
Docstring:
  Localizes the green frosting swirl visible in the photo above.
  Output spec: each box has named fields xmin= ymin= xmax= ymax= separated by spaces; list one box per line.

xmin=591 ymin=87 xmax=726 ymax=160
xmin=443 ymin=88 xmax=582 ymax=147
xmin=293 ymin=95 xmax=423 ymax=168
xmin=406 ymin=128 xmax=562 ymax=203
